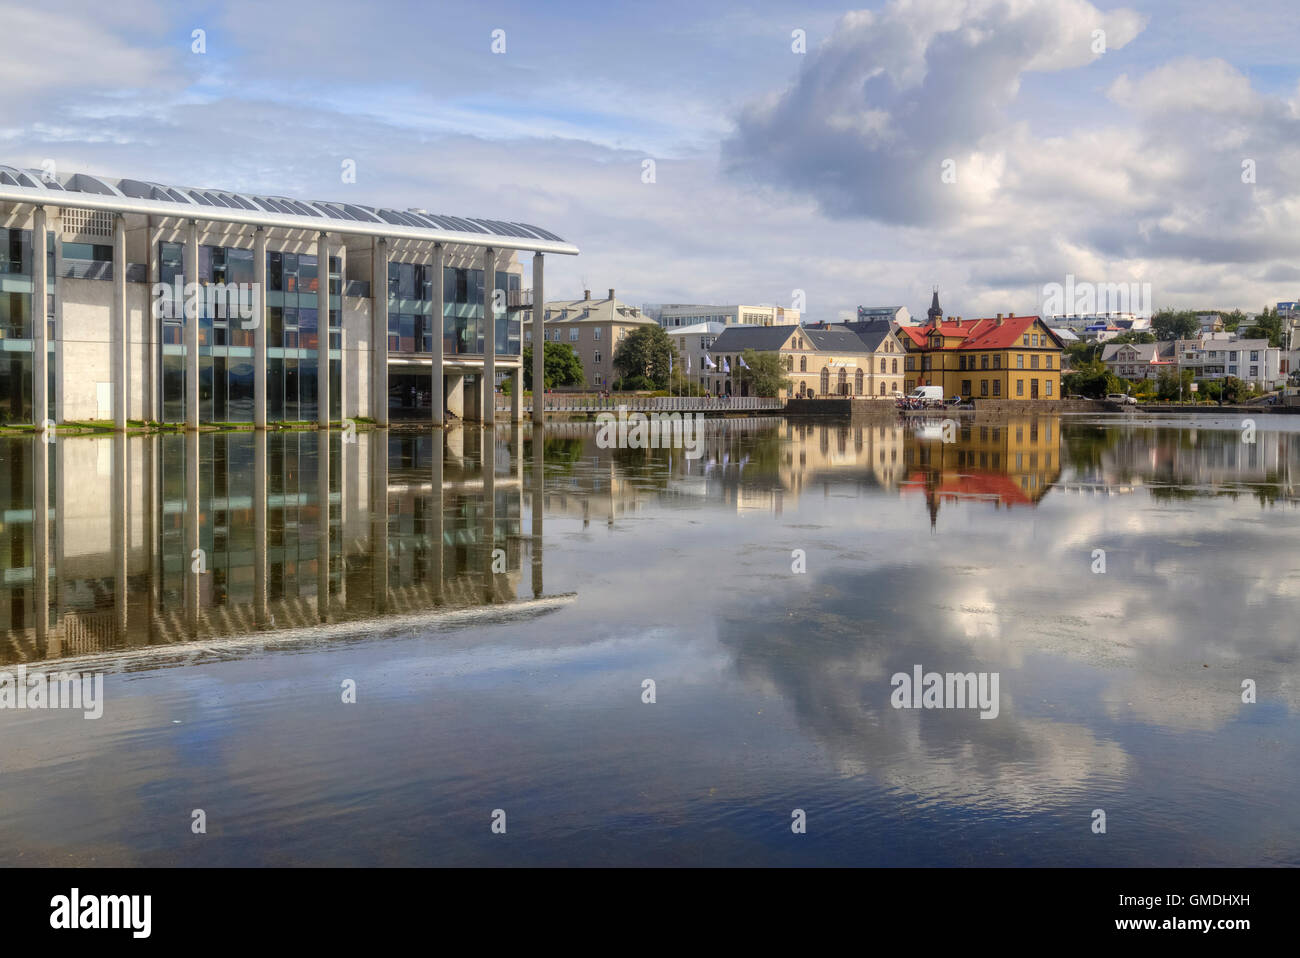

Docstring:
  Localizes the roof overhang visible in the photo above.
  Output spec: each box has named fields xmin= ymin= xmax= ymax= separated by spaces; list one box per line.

xmin=0 ymin=166 xmax=579 ymax=256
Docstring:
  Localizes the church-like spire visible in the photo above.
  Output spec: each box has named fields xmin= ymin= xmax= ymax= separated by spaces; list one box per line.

xmin=927 ymin=286 xmax=942 ymax=324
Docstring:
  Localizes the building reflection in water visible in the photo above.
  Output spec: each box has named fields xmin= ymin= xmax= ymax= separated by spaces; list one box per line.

xmin=4 ymin=415 xmax=1298 ymax=666
xmin=0 ymin=427 xmax=556 ymax=667
xmin=530 ymin=414 xmax=1300 ymax=523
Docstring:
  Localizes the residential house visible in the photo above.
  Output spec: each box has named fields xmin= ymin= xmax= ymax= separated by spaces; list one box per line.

xmin=703 ymin=323 xmax=905 ymax=399
xmin=539 ymin=288 xmax=657 ymax=389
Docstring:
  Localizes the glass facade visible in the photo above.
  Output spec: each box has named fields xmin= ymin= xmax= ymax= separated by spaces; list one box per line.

xmin=0 ymin=228 xmax=54 ymax=424
xmin=5 ymin=235 xmax=518 ymax=426
xmin=159 ymin=243 xmax=342 ymax=423
xmin=431 ymin=265 xmax=520 ymax=356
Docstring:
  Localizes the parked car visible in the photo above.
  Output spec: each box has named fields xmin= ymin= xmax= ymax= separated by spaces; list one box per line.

xmin=1106 ymin=393 xmax=1138 ymax=405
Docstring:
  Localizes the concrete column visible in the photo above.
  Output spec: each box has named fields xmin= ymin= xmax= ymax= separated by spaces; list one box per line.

xmin=372 ymin=237 xmax=389 ymax=426
xmin=185 ymin=220 xmax=200 ymax=430
xmin=254 ymin=430 xmax=268 ymax=627
xmin=254 ymin=227 xmax=268 ymax=429
xmin=531 ymin=424 xmax=543 ymax=599
xmin=446 ymin=372 xmax=465 ymax=419
xmin=113 ymin=433 xmax=127 ymax=639
xmin=145 ymin=434 xmax=158 ymax=645
xmin=113 ymin=214 xmax=127 ymax=431
xmin=337 ymin=241 xmax=347 ymax=422
xmin=147 ymin=216 xmax=159 ymax=422
xmin=317 ymin=232 xmax=331 ymax=429
xmin=370 ymin=429 xmax=388 ymax=614
xmin=32 ymin=206 xmax=48 ymax=428
xmin=511 ymin=367 xmax=523 ymax=422
xmin=431 ymin=430 xmax=443 ymax=605
xmin=531 ymin=253 xmax=544 ymax=424
xmin=318 ymin=432 xmax=331 ymax=621
xmin=482 ymin=427 xmax=496 ymax=602
xmin=432 ymin=243 xmax=445 ymax=426
xmin=33 ymin=436 xmax=50 ymax=652
xmin=482 ymin=247 xmax=496 ymax=425
xmin=185 ymin=429 xmax=200 ymax=636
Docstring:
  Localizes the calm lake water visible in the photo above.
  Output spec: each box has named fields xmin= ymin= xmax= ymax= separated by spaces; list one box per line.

xmin=1 ymin=413 xmax=1298 ymax=866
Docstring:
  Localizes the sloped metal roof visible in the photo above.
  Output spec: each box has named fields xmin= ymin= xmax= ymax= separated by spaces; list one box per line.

xmin=0 ymin=164 xmax=578 ymax=255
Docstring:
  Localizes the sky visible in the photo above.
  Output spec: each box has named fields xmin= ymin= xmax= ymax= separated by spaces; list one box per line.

xmin=4 ymin=0 xmax=1300 ymax=321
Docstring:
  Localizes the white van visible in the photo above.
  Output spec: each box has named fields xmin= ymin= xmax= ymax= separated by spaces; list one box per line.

xmin=906 ymin=386 xmax=945 ymax=405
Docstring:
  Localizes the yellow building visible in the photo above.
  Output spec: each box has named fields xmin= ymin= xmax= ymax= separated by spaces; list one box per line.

xmin=899 ymin=312 xmax=1064 ymax=401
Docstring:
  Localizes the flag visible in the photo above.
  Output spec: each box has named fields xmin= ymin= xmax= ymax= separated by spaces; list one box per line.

xmin=723 ymin=358 xmax=731 ymax=374
xmin=686 ymin=354 xmax=691 ymax=373
xmin=704 ymin=353 xmax=716 ymax=369
xmin=738 ymin=356 xmax=750 ymax=370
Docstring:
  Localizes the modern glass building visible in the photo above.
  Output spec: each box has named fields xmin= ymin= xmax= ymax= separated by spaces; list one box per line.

xmin=0 ymin=164 xmax=576 ymax=429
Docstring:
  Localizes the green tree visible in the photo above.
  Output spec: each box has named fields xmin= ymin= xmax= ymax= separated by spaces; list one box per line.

xmin=1222 ymin=376 xmax=1248 ymax=403
xmin=523 ymin=341 xmax=584 ymax=390
xmin=1111 ymin=330 xmax=1156 ymax=345
xmin=1062 ymin=358 xmax=1118 ymax=398
xmin=1221 ymin=309 xmax=1247 ymax=332
xmin=1245 ymin=307 xmax=1283 ymax=347
xmin=612 ymin=325 xmax=674 ymax=389
xmin=1063 ymin=340 xmax=1106 ymax=368
xmin=736 ymin=350 xmax=788 ymax=398
xmin=1155 ymin=368 xmax=1193 ymax=401
xmin=1151 ymin=310 xmax=1199 ymax=341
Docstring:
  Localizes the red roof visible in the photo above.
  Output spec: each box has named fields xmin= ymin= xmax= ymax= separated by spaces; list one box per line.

xmin=899 ymin=315 xmax=1056 ymax=351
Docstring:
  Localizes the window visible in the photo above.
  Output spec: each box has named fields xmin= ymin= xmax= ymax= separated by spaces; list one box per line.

xmin=1016 ymin=354 xmax=1024 ymax=369
xmin=1031 ymin=334 xmax=1039 ymax=346
xmin=961 ymin=379 xmax=971 ymax=396
xmin=993 ymin=355 xmax=1001 ymax=369
xmin=993 ymin=379 xmax=1001 ymax=396
xmin=855 ymin=368 xmax=864 ymax=394
xmin=594 ymin=328 xmax=601 ymax=341
xmin=594 ymin=350 xmax=601 ymax=364
xmin=892 ymin=358 xmax=898 ymax=374
xmin=1023 ymin=335 xmax=1029 ymax=346
xmin=1046 ymin=379 xmax=1053 ymax=396
xmin=905 ymin=356 xmax=915 ymax=370
xmin=879 ymin=358 xmax=886 ymax=373
xmin=569 ymin=328 xmax=579 ymax=341
xmin=594 ymin=375 xmax=603 ymax=386
xmin=1045 ymin=356 xmax=1052 ymax=369
xmin=1016 ymin=379 xmax=1024 ymax=396
xmin=980 ymin=379 xmax=989 ymax=396
xmin=981 ymin=355 xmax=989 ymax=370
xmin=800 ymin=356 xmax=807 ymax=372
xmin=959 ymin=355 xmax=967 ymax=371
xmin=1031 ymin=355 xmax=1040 ymax=369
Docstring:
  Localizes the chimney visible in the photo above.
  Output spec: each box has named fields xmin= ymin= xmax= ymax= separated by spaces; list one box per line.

xmin=608 ymin=288 xmax=616 ymax=301
xmin=584 ymin=289 xmax=591 ymax=300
